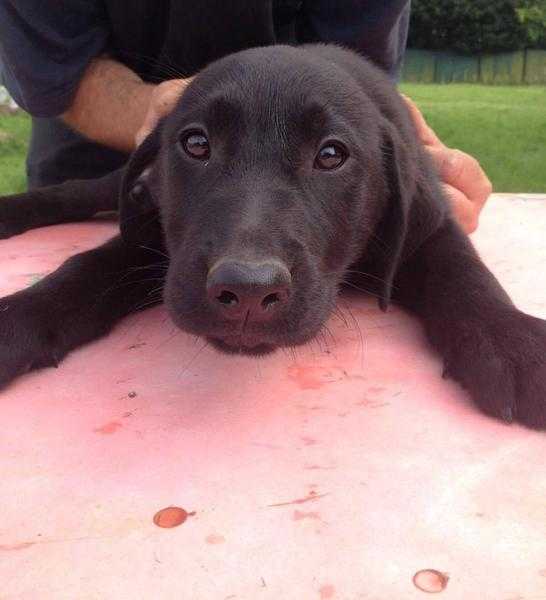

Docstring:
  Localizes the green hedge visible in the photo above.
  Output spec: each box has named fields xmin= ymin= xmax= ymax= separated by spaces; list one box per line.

xmin=408 ymin=0 xmax=546 ymax=53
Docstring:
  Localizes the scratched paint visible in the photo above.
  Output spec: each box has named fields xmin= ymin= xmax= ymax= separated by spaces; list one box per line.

xmin=268 ymin=490 xmax=328 ymax=507
xmin=0 ymin=542 xmax=36 ymax=551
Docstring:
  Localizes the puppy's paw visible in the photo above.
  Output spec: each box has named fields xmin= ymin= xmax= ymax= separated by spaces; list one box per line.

xmin=444 ymin=311 xmax=546 ymax=429
xmin=0 ymin=293 xmax=63 ymax=389
xmin=509 ymin=313 xmax=546 ymax=429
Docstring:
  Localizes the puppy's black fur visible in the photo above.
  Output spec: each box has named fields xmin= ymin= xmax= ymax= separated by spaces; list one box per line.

xmin=0 ymin=45 xmax=545 ymax=428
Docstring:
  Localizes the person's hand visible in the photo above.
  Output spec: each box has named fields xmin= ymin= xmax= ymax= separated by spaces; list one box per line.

xmin=135 ymin=78 xmax=193 ymax=147
xmin=402 ymin=95 xmax=492 ymax=234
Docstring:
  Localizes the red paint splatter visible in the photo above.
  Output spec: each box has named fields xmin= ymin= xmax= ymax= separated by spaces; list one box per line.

xmin=287 ymin=365 xmax=344 ymax=390
xmin=413 ymin=569 xmax=449 ymax=593
xmin=0 ymin=542 xmax=35 ymax=551
xmin=288 ymin=366 xmax=326 ymax=389
xmin=206 ymin=534 xmax=226 ymax=544
xmin=319 ymin=584 xmax=335 ymax=598
xmin=153 ymin=507 xmax=194 ymax=528
xmin=268 ymin=492 xmax=328 ymax=507
xmin=94 ymin=421 xmax=122 ymax=434
xmin=293 ymin=510 xmax=321 ymax=521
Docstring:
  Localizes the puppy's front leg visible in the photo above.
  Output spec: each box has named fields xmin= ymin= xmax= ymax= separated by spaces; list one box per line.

xmin=0 ymin=169 xmax=122 ymax=239
xmin=0 ymin=235 xmax=165 ymax=388
xmin=393 ymin=219 xmax=546 ymax=429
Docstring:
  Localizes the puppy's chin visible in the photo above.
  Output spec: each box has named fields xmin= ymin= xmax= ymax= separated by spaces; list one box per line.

xmin=207 ymin=336 xmax=276 ymax=356
xmin=164 ymin=279 xmax=339 ymax=357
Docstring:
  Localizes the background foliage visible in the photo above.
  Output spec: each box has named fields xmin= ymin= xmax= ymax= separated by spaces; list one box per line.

xmin=408 ymin=0 xmax=546 ymax=53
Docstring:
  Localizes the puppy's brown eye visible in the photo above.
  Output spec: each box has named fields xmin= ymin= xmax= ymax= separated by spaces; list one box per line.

xmin=181 ymin=131 xmax=210 ymax=160
xmin=314 ymin=143 xmax=347 ymax=170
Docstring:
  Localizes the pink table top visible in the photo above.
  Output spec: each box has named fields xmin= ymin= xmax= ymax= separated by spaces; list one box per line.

xmin=1 ymin=194 xmax=545 ymax=600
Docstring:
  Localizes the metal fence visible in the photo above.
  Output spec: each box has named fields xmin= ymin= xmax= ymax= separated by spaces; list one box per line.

xmin=402 ymin=49 xmax=546 ymax=84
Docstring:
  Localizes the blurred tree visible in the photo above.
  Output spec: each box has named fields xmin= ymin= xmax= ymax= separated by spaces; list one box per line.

xmin=515 ymin=0 xmax=546 ymax=47
xmin=408 ymin=0 xmax=545 ymax=52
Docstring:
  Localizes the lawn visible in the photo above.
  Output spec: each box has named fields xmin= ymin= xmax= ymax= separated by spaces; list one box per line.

xmin=0 ymin=84 xmax=545 ymax=195
xmin=0 ymin=110 xmax=31 ymax=195
xmin=400 ymin=84 xmax=546 ymax=193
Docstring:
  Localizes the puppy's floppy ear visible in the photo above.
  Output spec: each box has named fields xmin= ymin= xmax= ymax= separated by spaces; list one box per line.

xmin=119 ymin=122 xmax=164 ymax=244
xmin=375 ymin=120 xmax=446 ymax=310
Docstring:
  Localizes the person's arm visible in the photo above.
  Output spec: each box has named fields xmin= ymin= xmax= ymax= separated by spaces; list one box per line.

xmin=0 ymin=2 xmax=108 ymax=118
xmin=61 ymin=56 xmax=155 ymax=153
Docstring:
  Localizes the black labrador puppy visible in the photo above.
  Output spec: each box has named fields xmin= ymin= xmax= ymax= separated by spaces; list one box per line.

xmin=0 ymin=44 xmax=545 ymax=428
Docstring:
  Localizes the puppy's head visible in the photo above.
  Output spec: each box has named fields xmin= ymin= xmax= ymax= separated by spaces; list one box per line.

xmin=120 ymin=45 xmax=422 ymax=355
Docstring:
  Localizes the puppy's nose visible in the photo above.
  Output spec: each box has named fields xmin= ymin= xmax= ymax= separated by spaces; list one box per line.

xmin=206 ymin=260 xmax=291 ymax=321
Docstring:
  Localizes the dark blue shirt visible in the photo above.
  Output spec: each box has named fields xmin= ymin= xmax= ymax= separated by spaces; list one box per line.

xmin=0 ymin=1 xmax=411 ymax=187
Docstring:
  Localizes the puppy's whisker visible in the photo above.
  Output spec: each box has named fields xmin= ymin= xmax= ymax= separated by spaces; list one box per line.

xmin=345 ymin=269 xmax=399 ymax=293
xmin=341 ymin=279 xmax=386 ymax=302
xmin=179 ymin=339 xmax=209 ymax=379
xmin=154 ymin=326 xmax=184 ymax=352
xmin=253 ymin=359 xmax=263 ymax=381
xmin=318 ymin=330 xmax=330 ymax=355
xmin=147 ymin=285 xmax=165 ymax=297
xmin=116 ymin=50 xmax=193 ymax=80
xmin=311 ymin=334 xmax=323 ymax=356
xmin=344 ymin=269 xmax=389 ymax=285
xmin=322 ymin=324 xmax=337 ymax=348
xmin=91 ymin=267 xmax=163 ymax=309
xmin=131 ymin=294 xmax=164 ymax=313
xmin=331 ymin=304 xmax=349 ymax=328
xmin=339 ymin=299 xmax=365 ymax=369
xmin=127 ymin=262 xmax=169 ymax=273
xmin=359 ymin=226 xmax=392 ymax=255
xmin=285 ymin=345 xmax=297 ymax=363
xmin=138 ymin=245 xmax=170 ymax=260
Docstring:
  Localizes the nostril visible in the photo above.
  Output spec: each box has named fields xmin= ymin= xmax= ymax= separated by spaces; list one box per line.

xmin=207 ymin=260 xmax=291 ymax=319
xmin=261 ymin=292 xmax=280 ymax=310
xmin=216 ymin=290 xmax=239 ymax=306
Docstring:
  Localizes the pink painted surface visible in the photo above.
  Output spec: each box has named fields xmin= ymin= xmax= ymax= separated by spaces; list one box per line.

xmin=0 ymin=194 xmax=545 ymax=599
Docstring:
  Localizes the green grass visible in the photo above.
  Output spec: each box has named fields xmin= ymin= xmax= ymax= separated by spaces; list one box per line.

xmin=0 ymin=111 xmax=31 ymax=195
xmin=400 ymin=84 xmax=546 ymax=193
xmin=1 ymin=84 xmax=545 ymax=194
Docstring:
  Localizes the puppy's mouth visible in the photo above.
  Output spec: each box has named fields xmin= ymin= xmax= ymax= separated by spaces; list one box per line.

xmin=207 ymin=334 xmax=276 ymax=356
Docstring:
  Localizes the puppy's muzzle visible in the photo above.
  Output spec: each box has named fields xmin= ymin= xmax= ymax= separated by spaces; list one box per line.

xmin=206 ymin=259 xmax=291 ymax=323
